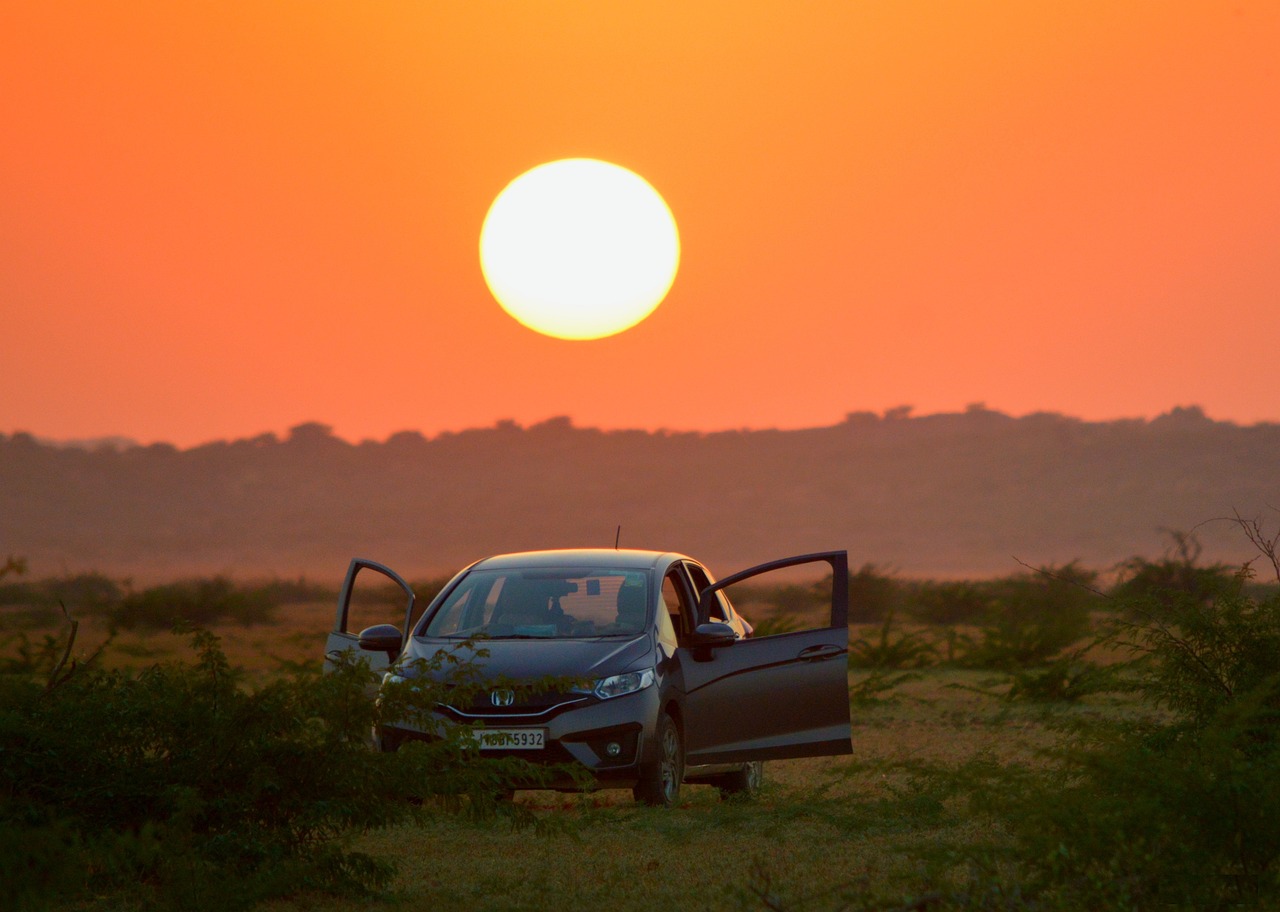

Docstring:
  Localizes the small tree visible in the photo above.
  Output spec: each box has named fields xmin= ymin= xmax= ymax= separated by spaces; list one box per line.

xmin=990 ymin=519 xmax=1280 ymax=909
xmin=1112 ymin=529 xmax=1236 ymax=609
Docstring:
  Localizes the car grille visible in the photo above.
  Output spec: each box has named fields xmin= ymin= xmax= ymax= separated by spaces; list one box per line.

xmin=437 ymin=687 xmax=591 ymax=722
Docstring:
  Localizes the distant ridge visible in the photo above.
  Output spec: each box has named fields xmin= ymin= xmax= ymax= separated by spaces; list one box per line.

xmin=3 ymin=406 xmax=1276 ymax=581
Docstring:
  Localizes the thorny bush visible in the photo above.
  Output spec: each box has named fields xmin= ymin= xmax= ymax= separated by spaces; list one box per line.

xmin=0 ymin=602 xmax=578 ymax=912
xmin=970 ymin=518 xmax=1280 ymax=910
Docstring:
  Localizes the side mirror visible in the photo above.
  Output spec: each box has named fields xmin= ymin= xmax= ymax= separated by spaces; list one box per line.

xmin=358 ymin=624 xmax=403 ymax=659
xmin=690 ymin=622 xmax=737 ymax=648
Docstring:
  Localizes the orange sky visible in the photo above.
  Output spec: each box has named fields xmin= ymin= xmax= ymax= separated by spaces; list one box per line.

xmin=3 ymin=2 xmax=1278 ymax=447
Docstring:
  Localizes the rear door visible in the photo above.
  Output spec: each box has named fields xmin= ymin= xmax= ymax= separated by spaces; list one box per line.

xmin=678 ymin=551 xmax=852 ymax=764
xmin=323 ymin=558 xmax=416 ymax=675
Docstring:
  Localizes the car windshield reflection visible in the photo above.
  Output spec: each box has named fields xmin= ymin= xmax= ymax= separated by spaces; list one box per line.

xmin=422 ymin=567 xmax=650 ymax=640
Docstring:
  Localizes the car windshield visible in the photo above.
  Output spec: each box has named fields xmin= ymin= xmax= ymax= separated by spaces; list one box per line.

xmin=421 ymin=567 xmax=651 ymax=639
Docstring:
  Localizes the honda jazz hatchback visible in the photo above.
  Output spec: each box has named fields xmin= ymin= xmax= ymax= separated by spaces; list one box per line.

xmin=325 ymin=548 xmax=852 ymax=806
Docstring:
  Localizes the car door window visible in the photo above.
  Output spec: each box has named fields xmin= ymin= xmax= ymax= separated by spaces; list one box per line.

xmin=326 ymin=559 xmax=416 ymax=676
xmin=661 ymin=569 xmax=695 ymax=645
xmin=684 ymin=562 xmax=729 ymax=622
xmin=655 ymin=594 xmax=678 ymax=650
xmin=345 ymin=568 xmax=409 ymax=636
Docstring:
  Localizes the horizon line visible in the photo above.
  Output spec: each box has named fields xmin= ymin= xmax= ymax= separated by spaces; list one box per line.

xmin=8 ymin=403 xmax=1274 ymax=453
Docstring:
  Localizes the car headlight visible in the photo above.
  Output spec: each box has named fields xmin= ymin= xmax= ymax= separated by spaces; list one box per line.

xmin=593 ymin=669 xmax=655 ymax=700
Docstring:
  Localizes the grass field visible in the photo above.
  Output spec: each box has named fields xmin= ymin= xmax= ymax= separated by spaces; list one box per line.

xmin=2 ymin=566 xmax=1259 ymax=911
xmin=0 ymin=601 xmax=1129 ymax=912
xmin=248 ymin=666 xmax=1121 ymax=912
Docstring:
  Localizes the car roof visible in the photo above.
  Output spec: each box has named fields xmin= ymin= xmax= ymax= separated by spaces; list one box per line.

xmin=470 ymin=549 xmax=688 ymax=573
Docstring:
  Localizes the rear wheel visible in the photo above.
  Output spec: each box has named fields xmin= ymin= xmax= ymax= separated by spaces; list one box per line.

xmin=714 ymin=760 xmax=764 ymax=799
xmin=634 ymin=713 xmax=683 ymax=807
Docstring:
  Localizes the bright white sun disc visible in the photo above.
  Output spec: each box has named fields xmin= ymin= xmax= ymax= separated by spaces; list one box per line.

xmin=480 ymin=159 xmax=680 ymax=340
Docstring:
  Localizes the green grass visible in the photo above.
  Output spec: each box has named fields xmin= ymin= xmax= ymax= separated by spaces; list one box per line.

xmin=248 ymin=669 xmax=1116 ymax=912
xmin=7 ymin=550 xmax=1273 ymax=911
xmin=0 ymin=605 xmax=1128 ymax=911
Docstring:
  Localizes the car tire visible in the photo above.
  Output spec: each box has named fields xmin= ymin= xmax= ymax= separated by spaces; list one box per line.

xmin=714 ymin=760 xmax=764 ymax=799
xmin=633 ymin=713 xmax=683 ymax=808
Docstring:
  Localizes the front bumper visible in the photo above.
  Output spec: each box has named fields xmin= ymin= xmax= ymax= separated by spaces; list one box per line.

xmin=379 ymin=685 xmax=662 ymax=790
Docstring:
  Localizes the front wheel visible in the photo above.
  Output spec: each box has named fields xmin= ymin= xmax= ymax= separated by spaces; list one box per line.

xmin=633 ymin=713 xmax=684 ymax=807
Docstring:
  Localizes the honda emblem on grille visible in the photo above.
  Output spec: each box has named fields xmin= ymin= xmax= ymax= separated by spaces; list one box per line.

xmin=490 ymin=689 xmax=515 ymax=707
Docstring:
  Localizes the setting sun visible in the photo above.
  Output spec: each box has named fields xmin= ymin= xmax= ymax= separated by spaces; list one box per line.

xmin=479 ymin=159 xmax=680 ymax=341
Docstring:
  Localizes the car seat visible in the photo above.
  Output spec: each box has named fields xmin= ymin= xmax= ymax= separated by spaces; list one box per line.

xmin=614 ymin=584 xmax=647 ymax=630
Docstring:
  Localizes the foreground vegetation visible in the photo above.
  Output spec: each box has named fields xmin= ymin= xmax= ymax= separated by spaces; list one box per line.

xmin=4 ymin=522 xmax=1280 ymax=910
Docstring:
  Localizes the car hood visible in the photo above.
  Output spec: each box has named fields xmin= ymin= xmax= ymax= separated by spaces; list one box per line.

xmin=402 ymin=634 xmax=651 ymax=682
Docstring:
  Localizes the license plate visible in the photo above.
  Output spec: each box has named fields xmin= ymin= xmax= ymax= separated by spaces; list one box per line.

xmin=472 ymin=728 xmax=546 ymax=750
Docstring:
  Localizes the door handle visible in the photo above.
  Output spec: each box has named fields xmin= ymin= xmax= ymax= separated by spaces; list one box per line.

xmin=325 ymin=650 xmax=348 ymax=661
xmin=797 ymin=643 xmax=844 ymax=662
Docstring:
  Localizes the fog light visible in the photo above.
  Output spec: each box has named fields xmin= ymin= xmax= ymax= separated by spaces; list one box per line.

xmin=605 ymin=741 xmax=622 ymax=758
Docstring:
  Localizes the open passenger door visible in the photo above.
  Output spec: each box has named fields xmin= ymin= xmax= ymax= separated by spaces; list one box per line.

xmin=678 ymin=551 xmax=852 ymax=765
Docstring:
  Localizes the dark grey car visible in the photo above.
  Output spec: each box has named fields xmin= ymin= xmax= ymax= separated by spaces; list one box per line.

xmin=324 ymin=548 xmax=852 ymax=806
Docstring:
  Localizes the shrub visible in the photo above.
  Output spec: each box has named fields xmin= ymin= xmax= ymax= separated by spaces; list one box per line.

xmin=902 ymin=579 xmax=992 ymax=626
xmin=0 ymin=616 xmax=573 ymax=911
xmin=750 ymin=612 xmax=808 ymax=637
xmin=1111 ymin=529 xmax=1237 ymax=610
xmin=950 ymin=563 xmax=1099 ymax=669
xmin=250 ymin=576 xmax=335 ymax=604
xmin=109 ymin=576 xmax=277 ymax=629
xmin=847 ymin=563 xmax=900 ymax=623
xmin=848 ymin=612 xmax=935 ymax=669
xmin=730 ymin=564 xmax=900 ymax=626
xmin=0 ymin=569 xmax=123 ymax=613
xmin=1001 ymin=648 xmax=1112 ymax=703
xmin=848 ymin=670 xmax=920 ymax=706
xmin=731 ymin=579 xmax=828 ymax=619
xmin=0 ymin=573 xmax=344 ymax=631
xmin=981 ymin=522 xmax=1280 ymax=909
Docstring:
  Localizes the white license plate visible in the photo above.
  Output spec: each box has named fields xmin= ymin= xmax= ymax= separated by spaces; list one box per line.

xmin=472 ymin=728 xmax=546 ymax=750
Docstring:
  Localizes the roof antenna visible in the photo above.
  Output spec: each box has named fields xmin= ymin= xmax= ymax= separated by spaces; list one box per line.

xmin=614 ymin=525 xmax=621 ymax=550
